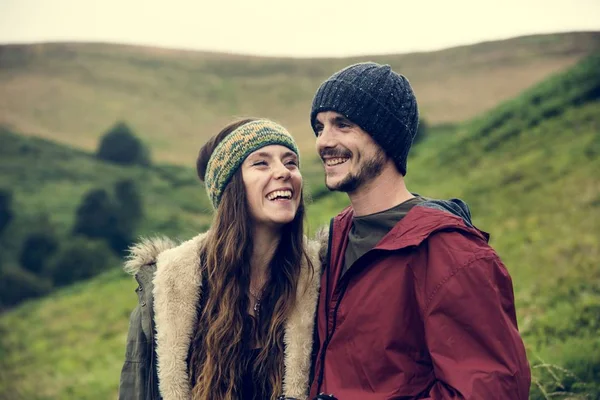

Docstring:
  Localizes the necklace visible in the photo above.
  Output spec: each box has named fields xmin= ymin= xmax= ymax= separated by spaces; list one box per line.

xmin=249 ymin=285 xmax=263 ymax=314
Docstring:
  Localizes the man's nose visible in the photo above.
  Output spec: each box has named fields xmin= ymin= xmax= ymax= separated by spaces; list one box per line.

xmin=316 ymin=125 xmax=334 ymax=150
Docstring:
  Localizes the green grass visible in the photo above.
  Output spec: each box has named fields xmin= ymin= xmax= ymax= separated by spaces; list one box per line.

xmin=1 ymin=32 xmax=599 ymax=165
xmin=0 ymin=122 xmax=338 ymax=273
xmin=0 ymin=268 xmax=134 ymax=399
xmin=0 ymin=124 xmax=330 ymax=398
xmin=0 ymin=128 xmax=211 ymax=264
xmin=400 ymin=54 xmax=600 ymax=398
xmin=1 ymin=52 xmax=600 ymax=399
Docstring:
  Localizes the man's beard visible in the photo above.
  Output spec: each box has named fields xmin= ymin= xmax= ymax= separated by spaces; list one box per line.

xmin=326 ymin=149 xmax=387 ymax=193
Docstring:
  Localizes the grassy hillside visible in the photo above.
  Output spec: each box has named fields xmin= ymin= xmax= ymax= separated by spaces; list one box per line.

xmin=0 ymin=125 xmax=334 ymax=269
xmin=1 ymin=32 xmax=599 ymax=166
xmin=0 ymin=128 xmax=209 ymax=251
xmin=404 ymin=54 xmax=600 ymax=398
xmin=0 ymin=124 xmax=331 ymax=397
xmin=1 ymin=53 xmax=599 ymax=398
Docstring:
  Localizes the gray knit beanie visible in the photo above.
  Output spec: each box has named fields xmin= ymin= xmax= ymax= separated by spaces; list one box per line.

xmin=310 ymin=62 xmax=419 ymax=176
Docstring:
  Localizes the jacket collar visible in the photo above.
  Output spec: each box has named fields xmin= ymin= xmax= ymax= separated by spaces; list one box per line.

xmin=333 ymin=203 xmax=489 ymax=252
xmin=380 ymin=204 xmax=489 ymax=250
xmin=147 ymin=231 xmax=321 ymax=400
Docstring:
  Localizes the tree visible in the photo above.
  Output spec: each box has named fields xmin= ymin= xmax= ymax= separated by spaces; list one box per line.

xmin=19 ymin=231 xmax=59 ymax=275
xmin=72 ymin=184 xmax=143 ymax=255
xmin=115 ymin=179 xmax=143 ymax=226
xmin=0 ymin=266 xmax=52 ymax=307
xmin=112 ymin=179 xmax=144 ymax=253
xmin=48 ymin=238 xmax=113 ymax=286
xmin=72 ymin=189 xmax=117 ymax=240
xmin=96 ymin=122 xmax=151 ymax=166
xmin=0 ymin=189 xmax=13 ymax=235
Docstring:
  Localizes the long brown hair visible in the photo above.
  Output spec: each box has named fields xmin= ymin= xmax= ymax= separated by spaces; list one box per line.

xmin=189 ymin=118 xmax=312 ymax=400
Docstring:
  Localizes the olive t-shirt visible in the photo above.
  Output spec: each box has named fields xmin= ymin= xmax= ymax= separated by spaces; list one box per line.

xmin=344 ymin=196 xmax=425 ymax=274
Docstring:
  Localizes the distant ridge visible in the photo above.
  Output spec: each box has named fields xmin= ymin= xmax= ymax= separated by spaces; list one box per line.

xmin=1 ymin=31 xmax=599 ymax=165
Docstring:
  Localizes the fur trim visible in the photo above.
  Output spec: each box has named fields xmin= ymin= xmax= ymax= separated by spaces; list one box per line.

xmin=123 ymin=236 xmax=178 ymax=275
xmin=153 ymin=231 xmax=208 ymax=400
xmin=282 ymin=237 xmax=322 ymax=399
xmin=151 ymin=232 xmax=322 ymax=400
xmin=314 ymin=224 xmax=330 ymax=266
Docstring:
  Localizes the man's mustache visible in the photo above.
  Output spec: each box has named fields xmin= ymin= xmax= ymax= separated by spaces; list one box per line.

xmin=319 ymin=148 xmax=352 ymax=160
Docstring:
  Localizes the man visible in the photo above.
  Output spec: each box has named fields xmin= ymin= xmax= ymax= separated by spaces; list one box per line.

xmin=308 ymin=62 xmax=531 ymax=400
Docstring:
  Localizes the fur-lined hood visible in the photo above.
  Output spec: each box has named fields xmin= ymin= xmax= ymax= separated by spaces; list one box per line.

xmin=124 ymin=230 xmax=326 ymax=400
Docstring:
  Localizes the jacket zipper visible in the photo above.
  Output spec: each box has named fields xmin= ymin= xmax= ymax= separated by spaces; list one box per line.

xmin=315 ymin=219 xmax=399 ymax=394
xmin=148 ymin=310 xmax=155 ymax=399
xmin=316 ymin=218 xmax=354 ymax=395
xmin=316 ymin=279 xmax=349 ymax=394
xmin=136 ymin=272 xmax=157 ymax=399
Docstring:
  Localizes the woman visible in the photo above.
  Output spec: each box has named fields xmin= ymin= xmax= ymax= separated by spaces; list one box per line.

xmin=118 ymin=118 xmax=322 ymax=400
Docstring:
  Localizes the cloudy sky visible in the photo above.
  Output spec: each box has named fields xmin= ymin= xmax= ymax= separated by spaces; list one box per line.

xmin=1 ymin=0 xmax=599 ymax=57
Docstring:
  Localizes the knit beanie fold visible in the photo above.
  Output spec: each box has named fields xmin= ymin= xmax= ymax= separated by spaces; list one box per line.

xmin=310 ymin=62 xmax=419 ymax=175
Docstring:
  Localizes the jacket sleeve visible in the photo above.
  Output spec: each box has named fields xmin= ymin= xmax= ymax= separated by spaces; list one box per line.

xmin=118 ymin=287 xmax=155 ymax=400
xmin=422 ymin=254 xmax=531 ymax=400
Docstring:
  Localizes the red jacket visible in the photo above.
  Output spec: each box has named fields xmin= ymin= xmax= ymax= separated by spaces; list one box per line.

xmin=309 ymin=200 xmax=530 ymax=400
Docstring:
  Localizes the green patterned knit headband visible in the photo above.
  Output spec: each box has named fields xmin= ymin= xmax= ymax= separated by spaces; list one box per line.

xmin=205 ymin=119 xmax=300 ymax=208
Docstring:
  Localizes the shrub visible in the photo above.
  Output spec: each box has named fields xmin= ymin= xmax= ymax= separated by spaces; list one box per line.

xmin=0 ymin=189 xmax=13 ymax=235
xmin=19 ymin=231 xmax=59 ymax=274
xmin=114 ymin=179 xmax=143 ymax=226
xmin=0 ymin=266 xmax=52 ymax=308
xmin=72 ymin=189 xmax=117 ymax=240
xmin=111 ymin=179 xmax=144 ymax=254
xmin=48 ymin=238 xmax=113 ymax=286
xmin=96 ymin=122 xmax=150 ymax=166
xmin=72 ymin=183 xmax=144 ymax=255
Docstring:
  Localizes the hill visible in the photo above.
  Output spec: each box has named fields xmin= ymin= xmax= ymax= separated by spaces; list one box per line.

xmin=0 ymin=52 xmax=599 ymax=399
xmin=405 ymin=53 xmax=600 ymax=398
xmin=0 ymin=122 xmax=327 ymax=294
xmin=1 ymin=31 xmax=599 ymax=165
xmin=0 ymin=128 xmax=209 ymax=251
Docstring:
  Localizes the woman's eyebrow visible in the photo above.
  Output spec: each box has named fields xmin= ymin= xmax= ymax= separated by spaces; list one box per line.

xmin=249 ymin=151 xmax=273 ymax=159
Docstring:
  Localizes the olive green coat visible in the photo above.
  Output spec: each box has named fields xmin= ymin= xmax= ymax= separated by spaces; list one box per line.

xmin=118 ymin=232 xmax=322 ymax=400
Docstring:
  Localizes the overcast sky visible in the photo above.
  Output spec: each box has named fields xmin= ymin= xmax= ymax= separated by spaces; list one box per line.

xmin=1 ymin=0 xmax=599 ymax=57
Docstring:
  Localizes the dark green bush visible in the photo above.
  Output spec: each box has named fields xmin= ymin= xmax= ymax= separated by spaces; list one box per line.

xmin=96 ymin=122 xmax=150 ymax=166
xmin=111 ymin=179 xmax=144 ymax=253
xmin=72 ymin=189 xmax=117 ymax=240
xmin=72 ymin=182 xmax=144 ymax=255
xmin=48 ymin=238 xmax=113 ymax=286
xmin=114 ymin=179 xmax=143 ymax=226
xmin=0 ymin=189 xmax=13 ymax=235
xmin=0 ymin=266 xmax=52 ymax=307
xmin=19 ymin=231 xmax=59 ymax=274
